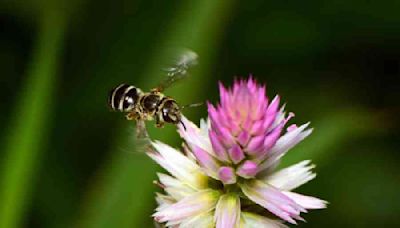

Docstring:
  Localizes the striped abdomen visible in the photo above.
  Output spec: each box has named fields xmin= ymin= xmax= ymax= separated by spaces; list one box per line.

xmin=108 ymin=84 xmax=142 ymax=112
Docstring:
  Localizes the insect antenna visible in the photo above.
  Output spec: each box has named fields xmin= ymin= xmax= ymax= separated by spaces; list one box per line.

xmin=179 ymin=102 xmax=203 ymax=131
xmin=179 ymin=119 xmax=187 ymax=131
xmin=180 ymin=102 xmax=203 ymax=110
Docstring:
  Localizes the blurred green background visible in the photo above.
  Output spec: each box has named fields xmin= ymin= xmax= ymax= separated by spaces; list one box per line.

xmin=0 ymin=0 xmax=399 ymax=227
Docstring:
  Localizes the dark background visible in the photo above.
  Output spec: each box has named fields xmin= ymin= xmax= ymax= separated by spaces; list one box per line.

xmin=0 ymin=0 xmax=399 ymax=227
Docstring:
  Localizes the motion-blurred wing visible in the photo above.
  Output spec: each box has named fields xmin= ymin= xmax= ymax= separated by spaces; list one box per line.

xmin=155 ymin=49 xmax=198 ymax=92
xmin=117 ymin=119 xmax=152 ymax=155
xmin=135 ymin=119 xmax=150 ymax=141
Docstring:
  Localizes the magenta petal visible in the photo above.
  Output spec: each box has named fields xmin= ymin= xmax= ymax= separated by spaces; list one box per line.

xmin=191 ymin=145 xmax=220 ymax=179
xmin=246 ymin=135 xmax=265 ymax=155
xmin=250 ymin=119 xmax=265 ymax=135
xmin=228 ymin=144 xmax=245 ymax=164
xmin=251 ymin=90 xmax=267 ymax=120
xmin=252 ymin=123 xmax=285 ymax=163
xmin=263 ymin=123 xmax=284 ymax=151
xmin=237 ymin=130 xmax=250 ymax=146
xmin=241 ymin=114 xmax=253 ymax=130
xmin=208 ymin=103 xmax=234 ymax=130
xmin=219 ymin=109 xmax=240 ymax=134
xmin=219 ymin=82 xmax=230 ymax=108
xmin=208 ymin=103 xmax=220 ymax=125
xmin=209 ymin=130 xmax=229 ymax=162
xmin=233 ymin=80 xmax=241 ymax=96
xmin=256 ymin=86 xmax=267 ymax=105
xmin=215 ymin=125 xmax=235 ymax=147
xmin=268 ymin=95 xmax=280 ymax=114
xmin=218 ymin=166 xmax=236 ymax=184
xmin=287 ymin=124 xmax=298 ymax=132
xmin=247 ymin=76 xmax=256 ymax=91
xmin=263 ymin=95 xmax=280 ymax=129
xmin=236 ymin=160 xmax=258 ymax=178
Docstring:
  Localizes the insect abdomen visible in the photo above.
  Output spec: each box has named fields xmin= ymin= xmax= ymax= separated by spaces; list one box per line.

xmin=108 ymin=84 xmax=142 ymax=112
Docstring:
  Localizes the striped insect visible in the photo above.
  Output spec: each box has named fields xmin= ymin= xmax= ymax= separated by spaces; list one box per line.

xmin=108 ymin=50 xmax=199 ymax=138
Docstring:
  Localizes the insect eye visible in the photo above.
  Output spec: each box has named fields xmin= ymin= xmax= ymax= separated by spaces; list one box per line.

xmin=162 ymin=100 xmax=179 ymax=123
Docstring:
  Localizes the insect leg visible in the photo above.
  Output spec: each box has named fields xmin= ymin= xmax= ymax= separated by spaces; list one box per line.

xmin=155 ymin=114 xmax=165 ymax=128
xmin=126 ymin=111 xmax=138 ymax=120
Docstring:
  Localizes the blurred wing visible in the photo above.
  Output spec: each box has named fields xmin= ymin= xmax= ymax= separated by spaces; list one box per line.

xmin=155 ymin=49 xmax=198 ymax=92
xmin=134 ymin=119 xmax=154 ymax=152
xmin=117 ymin=120 xmax=152 ymax=155
xmin=135 ymin=119 xmax=149 ymax=141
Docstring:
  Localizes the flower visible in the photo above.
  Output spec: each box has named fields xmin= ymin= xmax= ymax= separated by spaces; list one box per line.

xmin=148 ymin=77 xmax=327 ymax=227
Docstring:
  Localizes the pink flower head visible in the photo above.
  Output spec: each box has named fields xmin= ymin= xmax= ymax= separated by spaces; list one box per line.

xmin=206 ymin=77 xmax=295 ymax=180
xmin=149 ymin=77 xmax=327 ymax=227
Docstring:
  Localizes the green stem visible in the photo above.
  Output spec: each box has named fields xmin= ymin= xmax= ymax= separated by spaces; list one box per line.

xmin=0 ymin=12 xmax=66 ymax=228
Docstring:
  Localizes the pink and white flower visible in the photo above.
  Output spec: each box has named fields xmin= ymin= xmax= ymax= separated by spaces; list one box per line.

xmin=148 ymin=77 xmax=327 ymax=227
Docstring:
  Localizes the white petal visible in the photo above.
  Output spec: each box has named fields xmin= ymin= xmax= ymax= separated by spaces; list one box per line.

xmin=154 ymin=189 xmax=219 ymax=225
xmin=200 ymin=118 xmax=210 ymax=135
xmin=268 ymin=104 xmax=286 ymax=131
xmin=270 ymin=122 xmax=312 ymax=156
xmin=283 ymin=191 xmax=327 ymax=209
xmin=258 ymin=123 xmax=312 ymax=172
xmin=179 ymin=212 xmax=214 ymax=228
xmin=240 ymin=180 xmax=304 ymax=224
xmin=265 ymin=160 xmax=316 ymax=191
xmin=214 ymin=194 xmax=241 ymax=228
xmin=155 ymin=193 xmax=175 ymax=211
xmin=241 ymin=212 xmax=288 ymax=228
xmin=149 ymin=141 xmax=207 ymax=189
xmin=158 ymin=173 xmax=197 ymax=200
xmin=178 ymin=116 xmax=214 ymax=156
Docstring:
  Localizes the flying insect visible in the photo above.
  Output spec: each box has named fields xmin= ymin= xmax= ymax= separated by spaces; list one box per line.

xmin=108 ymin=50 xmax=199 ymax=138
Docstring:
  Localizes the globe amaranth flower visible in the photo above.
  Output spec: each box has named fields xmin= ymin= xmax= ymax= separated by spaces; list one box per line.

xmin=148 ymin=77 xmax=327 ymax=227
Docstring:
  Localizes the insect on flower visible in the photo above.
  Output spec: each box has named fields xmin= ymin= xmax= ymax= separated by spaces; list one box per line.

xmin=108 ymin=50 xmax=200 ymax=139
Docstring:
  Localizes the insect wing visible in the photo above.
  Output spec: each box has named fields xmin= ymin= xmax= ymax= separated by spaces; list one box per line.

xmin=156 ymin=49 xmax=198 ymax=92
xmin=135 ymin=119 xmax=150 ymax=141
xmin=117 ymin=120 xmax=152 ymax=155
